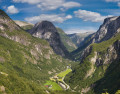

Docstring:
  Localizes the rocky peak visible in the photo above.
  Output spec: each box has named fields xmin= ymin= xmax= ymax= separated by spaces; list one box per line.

xmin=94 ymin=16 xmax=120 ymax=43
xmin=29 ymin=21 xmax=70 ymax=57
xmin=79 ymin=16 xmax=120 ymax=60
xmin=0 ymin=9 xmax=21 ymax=31
xmin=30 ymin=21 xmax=57 ymax=39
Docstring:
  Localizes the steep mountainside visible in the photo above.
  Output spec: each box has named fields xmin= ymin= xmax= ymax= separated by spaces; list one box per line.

xmin=29 ymin=21 xmax=70 ymax=58
xmin=65 ymin=16 xmax=120 ymax=94
xmin=92 ymin=16 xmax=120 ymax=43
xmin=0 ymin=9 xmax=75 ymax=94
xmin=14 ymin=20 xmax=34 ymax=31
xmin=0 ymin=11 xmax=21 ymax=31
xmin=57 ymin=28 xmax=77 ymax=52
xmin=68 ymin=32 xmax=94 ymax=47
xmin=71 ymin=16 xmax=120 ymax=60
xmin=71 ymin=33 xmax=95 ymax=60
xmin=81 ymin=16 xmax=120 ymax=46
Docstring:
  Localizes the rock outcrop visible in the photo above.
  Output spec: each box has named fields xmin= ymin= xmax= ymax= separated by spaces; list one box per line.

xmin=81 ymin=40 xmax=120 ymax=67
xmin=65 ymin=16 xmax=120 ymax=93
xmin=0 ymin=10 xmax=21 ymax=31
xmin=29 ymin=21 xmax=70 ymax=57
xmin=81 ymin=16 xmax=120 ymax=62
xmin=75 ymin=16 xmax=120 ymax=60
xmin=93 ymin=16 xmax=120 ymax=43
xmin=82 ymin=16 xmax=120 ymax=45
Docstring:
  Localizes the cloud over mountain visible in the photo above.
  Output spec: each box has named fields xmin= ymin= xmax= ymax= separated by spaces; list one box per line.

xmin=74 ymin=9 xmax=112 ymax=22
xmin=25 ymin=14 xmax=72 ymax=23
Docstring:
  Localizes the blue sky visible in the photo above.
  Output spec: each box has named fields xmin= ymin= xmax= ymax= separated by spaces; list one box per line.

xmin=0 ymin=0 xmax=120 ymax=34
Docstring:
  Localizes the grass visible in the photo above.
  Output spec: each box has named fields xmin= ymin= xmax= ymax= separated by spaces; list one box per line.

xmin=65 ymin=33 xmax=120 ymax=93
xmin=57 ymin=68 xmax=72 ymax=78
xmin=0 ymin=32 xmax=73 ymax=93
xmin=0 ymin=9 xmax=78 ymax=94
xmin=44 ymin=81 xmax=63 ymax=90
xmin=44 ymin=68 xmax=72 ymax=91
xmin=57 ymin=28 xmax=77 ymax=52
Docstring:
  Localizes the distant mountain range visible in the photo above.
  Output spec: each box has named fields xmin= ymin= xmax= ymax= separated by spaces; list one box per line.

xmin=14 ymin=20 xmax=34 ymax=31
xmin=68 ymin=32 xmax=94 ymax=47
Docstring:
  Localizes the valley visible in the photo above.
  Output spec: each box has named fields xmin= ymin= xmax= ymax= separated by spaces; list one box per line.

xmin=0 ymin=2 xmax=120 ymax=94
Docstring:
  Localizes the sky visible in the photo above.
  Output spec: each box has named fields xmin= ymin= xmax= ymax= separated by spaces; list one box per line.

xmin=0 ymin=0 xmax=120 ymax=34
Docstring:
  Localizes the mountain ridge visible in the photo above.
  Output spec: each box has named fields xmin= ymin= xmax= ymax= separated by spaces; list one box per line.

xmin=57 ymin=28 xmax=77 ymax=52
xmin=65 ymin=16 xmax=120 ymax=94
xmin=0 ymin=9 xmax=75 ymax=94
xmin=29 ymin=21 xmax=70 ymax=58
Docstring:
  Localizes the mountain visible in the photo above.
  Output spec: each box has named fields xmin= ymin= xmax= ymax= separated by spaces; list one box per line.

xmin=71 ymin=16 xmax=120 ymax=60
xmin=57 ymin=28 xmax=77 ymax=52
xmin=0 ymin=9 xmax=75 ymax=94
xmin=68 ymin=32 xmax=94 ymax=47
xmin=15 ymin=20 xmax=77 ymax=52
xmin=14 ymin=20 xmax=34 ymax=31
xmin=1 ymin=8 xmax=120 ymax=94
xmin=29 ymin=21 xmax=70 ymax=58
xmin=81 ymin=16 xmax=120 ymax=46
xmin=70 ymin=33 xmax=95 ymax=60
xmin=0 ymin=10 xmax=21 ymax=31
xmin=92 ymin=16 xmax=120 ymax=43
xmin=65 ymin=16 xmax=120 ymax=94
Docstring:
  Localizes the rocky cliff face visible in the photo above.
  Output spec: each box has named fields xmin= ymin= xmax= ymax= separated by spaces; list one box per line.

xmin=81 ymin=16 xmax=120 ymax=61
xmin=81 ymin=40 xmax=120 ymax=67
xmin=85 ymin=16 xmax=120 ymax=45
xmin=0 ymin=10 xmax=30 ymax=46
xmin=65 ymin=16 xmax=120 ymax=94
xmin=73 ymin=16 xmax=120 ymax=60
xmin=29 ymin=21 xmax=70 ymax=57
xmin=93 ymin=16 xmax=120 ymax=43
xmin=0 ymin=10 xmax=21 ymax=31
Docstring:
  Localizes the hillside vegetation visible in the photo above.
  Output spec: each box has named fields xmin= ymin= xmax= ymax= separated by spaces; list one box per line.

xmin=57 ymin=28 xmax=77 ymax=52
xmin=65 ymin=33 xmax=120 ymax=94
xmin=0 ymin=9 xmax=75 ymax=94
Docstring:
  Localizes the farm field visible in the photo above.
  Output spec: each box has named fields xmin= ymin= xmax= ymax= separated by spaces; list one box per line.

xmin=44 ymin=68 xmax=72 ymax=90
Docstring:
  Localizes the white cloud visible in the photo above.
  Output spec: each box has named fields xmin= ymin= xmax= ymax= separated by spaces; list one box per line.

xmin=25 ymin=14 xmax=72 ymax=23
xmin=37 ymin=0 xmax=64 ymax=10
xmin=13 ymin=0 xmax=81 ymax=10
xmin=6 ymin=5 xmax=19 ymax=14
xmin=65 ymin=28 xmax=96 ymax=34
xmin=74 ymin=9 xmax=112 ymax=22
xmin=13 ymin=0 xmax=42 ymax=4
xmin=63 ymin=2 xmax=81 ymax=9
xmin=65 ymin=15 xmax=72 ymax=19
